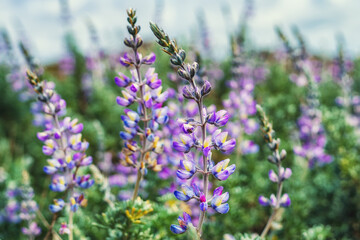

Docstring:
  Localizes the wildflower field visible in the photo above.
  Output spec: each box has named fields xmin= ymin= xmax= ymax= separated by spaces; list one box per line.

xmin=1 ymin=1 xmax=360 ymax=239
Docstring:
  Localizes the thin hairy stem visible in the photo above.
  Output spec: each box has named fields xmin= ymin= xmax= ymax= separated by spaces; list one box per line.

xmin=132 ymin=168 xmax=142 ymax=201
xmin=260 ymin=161 xmax=284 ymax=238
xmin=196 ymin=98 xmax=208 ymax=237
xmin=44 ymin=213 xmax=59 ymax=240
xmin=68 ymin=210 xmax=74 ymax=240
xmin=131 ymin=46 xmax=148 ymax=201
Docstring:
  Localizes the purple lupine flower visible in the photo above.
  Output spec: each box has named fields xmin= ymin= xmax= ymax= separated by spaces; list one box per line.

xmin=1 ymin=183 xmax=41 ymax=236
xmin=294 ymin=80 xmax=332 ymax=167
xmin=212 ymin=130 xmax=236 ymax=154
xmin=49 ymin=199 xmax=65 ymax=213
xmin=173 ymin=134 xmax=195 ymax=153
xmin=210 ymin=186 xmax=229 ymax=214
xmin=174 ymin=184 xmax=197 ymax=202
xmin=26 ymin=70 xmax=94 ymax=238
xmin=70 ymin=194 xmax=87 ymax=212
xmin=142 ymin=52 xmax=156 ymax=65
xmin=221 ymin=37 xmax=265 ymax=156
xmin=59 ymin=223 xmax=70 ymax=235
xmin=177 ymin=159 xmax=196 ymax=180
xmin=207 ymin=110 xmax=229 ymax=127
xmin=211 ymin=159 xmax=236 ymax=181
xmin=170 ymin=212 xmax=192 ymax=234
xmin=21 ymin=222 xmax=41 ymax=237
xmin=115 ymin=72 xmax=131 ymax=87
xmin=76 ymin=174 xmax=95 ymax=189
xmin=150 ymin=22 xmax=236 ymax=237
xmin=115 ymin=9 xmax=169 ymax=201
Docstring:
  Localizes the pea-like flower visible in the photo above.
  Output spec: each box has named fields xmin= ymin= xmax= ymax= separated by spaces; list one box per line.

xmin=76 ymin=174 xmax=95 ymax=189
xmin=114 ymin=72 xmax=131 ymax=87
xmin=49 ymin=199 xmax=65 ymax=213
xmin=116 ymin=90 xmax=135 ymax=106
xmin=174 ymin=184 xmax=198 ymax=202
xmin=59 ymin=223 xmax=70 ymax=235
xmin=21 ymin=222 xmax=41 ymax=237
xmin=211 ymin=159 xmax=236 ymax=181
xmin=211 ymin=186 xmax=229 ymax=214
xmin=173 ymin=134 xmax=194 ymax=153
xmin=119 ymin=53 xmax=133 ymax=67
xmin=207 ymin=110 xmax=230 ymax=127
xmin=176 ymin=159 xmax=196 ymax=180
xmin=212 ymin=130 xmax=236 ymax=154
xmin=70 ymin=194 xmax=87 ymax=212
xmin=42 ymin=139 xmax=57 ymax=155
xmin=121 ymin=109 xmax=140 ymax=128
xmin=145 ymin=68 xmax=162 ymax=89
xmin=170 ymin=212 xmax=192 ymax=234
xmin=49 ymin=176 xmax=67 ymax=192
xmin=43 ymin=159 xmax=63 ymax=174
xmin=120 ymin=127 xmax=137 ymax=140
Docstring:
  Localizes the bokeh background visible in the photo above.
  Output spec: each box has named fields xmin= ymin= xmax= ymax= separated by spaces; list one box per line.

xmin=1 ymin=0 xmax=359 ymax=62
xmin=1 ymin=0 xmax=360 ymax=240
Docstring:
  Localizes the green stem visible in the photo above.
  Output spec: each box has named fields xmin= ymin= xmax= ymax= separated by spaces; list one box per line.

xmin=196 ymin=98 xmax=208 ymax=237
xmin=68 ymin=210 xmax=74 ymax=240
xmin=131 ymin=46 xmax=148 ymax=201
xmin=260 ymin=160 xmax=284 ymax=239
xmin=132 ymin=168 xmax=142 ymax=201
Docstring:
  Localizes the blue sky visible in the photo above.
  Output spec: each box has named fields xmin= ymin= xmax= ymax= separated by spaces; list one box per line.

xmin=1 ymin=0 xmax=359 ymax=63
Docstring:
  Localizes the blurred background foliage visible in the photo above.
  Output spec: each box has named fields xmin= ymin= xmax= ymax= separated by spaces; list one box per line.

xmin=1 ymin=2 xmax=360 ymax=240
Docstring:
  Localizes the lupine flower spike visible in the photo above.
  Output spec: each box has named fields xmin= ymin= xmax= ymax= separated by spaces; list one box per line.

xmin=150 ymin=22 xmax=236 ymax=238
xmin=26 ymin=70 xmax=94 ymax=240
xmin=116 ymin=9 xmax=168 ymax=201
xmin=256 ymin=105 xmax=292 ymax=238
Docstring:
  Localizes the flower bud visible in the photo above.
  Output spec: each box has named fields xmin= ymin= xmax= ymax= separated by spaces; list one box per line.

xmin=124 ymin=37 xmax=134 ymax=48
xmin=267 ymin=155 xmax=277 ymax=164
xmin=201 ymin=81 xmax=212 ymax=97
xmin=178 ymin=49 xmax=186 ymax=61
xmin=178 ymin=68 xmax=190 ymax=80
xmin=135 ymin=36 xmax=143 ymax=48
xmin=192 ymin=62 xmax=199 ymax=73
xmin=182 ymin=86 xmax=194 ymax=99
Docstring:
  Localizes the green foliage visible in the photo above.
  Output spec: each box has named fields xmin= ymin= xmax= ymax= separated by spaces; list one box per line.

xmin=302 ymin=225 xmax=333 ymax=240
xmin=94 ymin=196 xmax=184 ymax=240
xmin=231 ymin=233 xmax=262 ymax=240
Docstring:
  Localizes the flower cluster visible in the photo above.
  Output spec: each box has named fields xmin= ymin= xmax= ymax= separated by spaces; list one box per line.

xmin=223 ymin=37 xmax=266 ymax=155
xmin=0 ymin=180 xmax=41 ymax=238
xmin=26 ymin=70 xmax=94 ymax=236
xmin=332 ymin=45 xmax=360 ymax=137
xmin=294 ymin=80 xmax=332 ymax=167
xmin=150 ymin=22 xmax=236 ymax=238
xmin=116 ymin=9 xmax=168 ymax=201
xmin=276 ymin=27 xmax=322 ymax=87
xmin=0 ymin=30 xmax=32 ymax=101
xmin=19 ymin=184 xmax=41 ymax=239
xmin=330 ymin=42 xmax=353 ymax=83
xmin=256 ymin=105 xmax=292 ymax=238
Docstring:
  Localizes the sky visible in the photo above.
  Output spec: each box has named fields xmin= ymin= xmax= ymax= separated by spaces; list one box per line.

xmin=0 ymin=0 xmax=359 ymax=63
